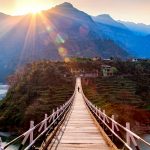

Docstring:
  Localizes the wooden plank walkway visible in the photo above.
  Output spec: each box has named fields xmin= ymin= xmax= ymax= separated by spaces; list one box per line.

xmin=45 ymin=78 xmax=115 ymax=150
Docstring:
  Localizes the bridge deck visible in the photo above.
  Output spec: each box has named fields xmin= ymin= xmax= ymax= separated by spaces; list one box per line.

xmin=46 ymin=79 xmax=113 ymax=150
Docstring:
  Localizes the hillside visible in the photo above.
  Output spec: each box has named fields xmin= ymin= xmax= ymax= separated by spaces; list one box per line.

xmin=82 ymin=61 xmax=150 ymax=134
xmin=83 ymin=76 xmax=150 ymax=134
xmin=0 ymin=61 xmax=74 ymax=133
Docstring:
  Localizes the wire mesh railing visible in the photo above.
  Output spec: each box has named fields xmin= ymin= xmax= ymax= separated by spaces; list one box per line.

xmin=0 ymin=91 xmax=75 ymax=150
xmin=82 ymin=92 xmax=150 ymax=150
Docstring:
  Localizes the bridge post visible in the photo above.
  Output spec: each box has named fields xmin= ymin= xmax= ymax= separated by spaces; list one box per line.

xmin=52 ymin=109 xmax=55 ymax=121
xmin=102 ymin=110 xmax=106 ymax=129
xmin=103 ymin=110 xmax=106 ymax=123
xmin=98 ymin=108 xmax=101 ymax=118
xmin=0 ymin=137 xmax=4 ymax=150
xmin=62 ymin=104 xmax=65 ymax=113
xmin=89 ymin=102 xmax=92 ymax=109
xmin=44 ymin=114 xmax=48 ymax=130
xmin=60 ymin=106 xmax=62 ymax=112
xmin=94 ymin=105 xmax=97 ymax=113
xmin=95 ymin=106 xmax=98 ymax=115
xmin=126 ymin=122 xmax=140 ymax=150
xmin=112 ymin=115 xmax=115 ymax=131
xmin=126 ymin=122 xmax=131 ymax=147
xmin=57 ymin=107 xmax=59 ymax=118
xmin=88 ymin=101 xmax=91 ymax=110
xmin=30 ymin=121 xmax=34 ymax=144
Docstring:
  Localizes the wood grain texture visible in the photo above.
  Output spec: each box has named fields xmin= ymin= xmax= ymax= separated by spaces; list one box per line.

xmin=45 ymin=78 xmax=117 ymax=150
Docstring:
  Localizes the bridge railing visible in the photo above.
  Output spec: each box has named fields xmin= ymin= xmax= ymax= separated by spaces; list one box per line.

xmin=1 ymin=91 xmax=75 ymax=150
xmin=82 ymin=92 xmax=150 ymax=150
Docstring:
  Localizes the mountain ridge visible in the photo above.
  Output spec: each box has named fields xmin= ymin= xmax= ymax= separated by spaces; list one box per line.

xmin=92 ymin=13 xmax=150 ymax=58
xmin=93 ymin=14 xmax=128 ymax=30
xmin=0 ymin=2 xmax=150 ymax=82
xmin=119 ymin=20 xmax=150 ymax=35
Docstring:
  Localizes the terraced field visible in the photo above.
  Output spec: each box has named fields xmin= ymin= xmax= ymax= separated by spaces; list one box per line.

xmin=82 ymin=76 xmax=150 ymax=134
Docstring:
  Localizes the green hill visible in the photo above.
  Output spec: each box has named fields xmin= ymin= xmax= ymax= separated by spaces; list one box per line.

xmin=82 ymin=76 xmax=150 ymax=134
xmin=0 ymin=61 xmax=74 ymax=133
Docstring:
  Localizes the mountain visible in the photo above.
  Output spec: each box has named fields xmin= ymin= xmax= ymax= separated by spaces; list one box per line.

xmin=0 ymin=13 xmax=10 ymax=20
xmin=93 ymin=18 xmax=137 ymax=55
xmin=145 ymin=34 xmax=150 ymax=39
xmin=93 ymin=14 xmax=150 ymax=58
xmin=93 ymin=14 xmax=127 ymax=29
xmin=94 ymin=14 xmax=150 ymax=36
xmin=0 ymin=2 xmax=129 ymax=82
xmin=119 ymin=21 xmax=150 ymax=36
xmin=137 ymin=34 xmax=150 ymax=57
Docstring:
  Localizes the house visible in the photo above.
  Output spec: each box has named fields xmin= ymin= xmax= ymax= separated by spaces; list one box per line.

xmin=92 ymin=57 xmax=101 ymax=61
xmin=101 ymin=65 xmax=115 ymax=77
xmin=131 ymin=58 xmax=138 ymax=62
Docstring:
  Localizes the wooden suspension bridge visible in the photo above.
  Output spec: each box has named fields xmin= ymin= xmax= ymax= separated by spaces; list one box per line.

xmin=1 ymin=78 xmax=150 ymax=150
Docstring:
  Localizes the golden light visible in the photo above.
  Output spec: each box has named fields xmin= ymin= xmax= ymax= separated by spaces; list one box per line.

xmin=28 ymin=7 xmax=43 ymax=14
xmin=17 ymin=6 xmax=43 ymax=15
xmin=13 ymin=0 xmax=53 ymax=15
xmin=13 ymin=0 xmax=67 ymax=65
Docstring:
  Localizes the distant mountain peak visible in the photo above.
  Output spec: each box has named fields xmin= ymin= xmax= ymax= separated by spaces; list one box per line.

xmin=0 ymin=12 xmax=10 ymax=18
xmin=50 ymin=2 xmax=94 ymax=24
xmin=119 ymin=20 xmax=150 ymax=35
xmin=93 ymin=14 xmax=127 ymax=29
xmin=56 ymin=2 xmax=74 ymax=8
xmin=97 ymin=14 xmax=112 ymax=19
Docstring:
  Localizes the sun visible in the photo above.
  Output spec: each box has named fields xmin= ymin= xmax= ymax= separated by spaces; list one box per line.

xmin=30 ymin=7 xmax=43 ymax=14
xmin=13 ymin=0 xmax=53 ymax=16
xmin=14 ymin=6 xmax=44 ymax=15
xmin=21 ymin=6 xmax=45 ymax=15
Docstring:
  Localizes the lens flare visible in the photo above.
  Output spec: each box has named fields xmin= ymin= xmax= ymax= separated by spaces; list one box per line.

xmin=64 ymin=57 xmax=70 ymax=63
xmin=55 ymin=34 xmax=65 ymax=44
xmin=46 ymin=26 xmax=52 ymax=33
xmin=58 ymin=47 xmax=68 ymax=57
xmin=14 ymin=9 xmax=69 ymax=66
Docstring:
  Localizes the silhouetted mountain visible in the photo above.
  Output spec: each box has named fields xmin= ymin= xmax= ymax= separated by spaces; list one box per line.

xmin=137 ymin=34 xmax=150 ymax=57
xmin=119 ymin=21 xmax=150 ymax=36
xmin=95 ymin=14 xmax=150 ymax=36
xmin=93 ymin=14 xmax=150 ymax=58
xmin=0 ymin=13 xmax=10 ymax=19
xmin=0 ymin=3 xmax=129 ymax=82
xmin=93 ymin=14 xmax=127 ymax=29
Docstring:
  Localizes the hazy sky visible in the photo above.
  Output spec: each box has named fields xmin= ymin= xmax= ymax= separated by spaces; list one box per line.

xmin=0 ymin=0 xmax=150 ymax=24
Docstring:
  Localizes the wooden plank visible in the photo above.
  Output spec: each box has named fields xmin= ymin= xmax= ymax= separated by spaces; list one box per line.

xmin=44 ymin=78 xmax=117 ymax=150
xmin=49 ymin=143 xmax=111 ymax=150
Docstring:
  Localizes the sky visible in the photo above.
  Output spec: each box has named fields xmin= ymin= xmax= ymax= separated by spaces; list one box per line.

xmin=0 ymin=0 xmax=150 ymax=24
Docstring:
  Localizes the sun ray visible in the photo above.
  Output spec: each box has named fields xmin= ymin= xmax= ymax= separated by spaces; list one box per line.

xmin=13 ymin=0 xmax=53 ymax=16
xmin=18 ymin=9 xmax=71 ymax=66
xmin=19 ymin=15 xmax=37 ymax=65
xmin=0 ymin=16 xmax=22 ymax=39
xmin=37 ymin=12 xmax=68 ymax=59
